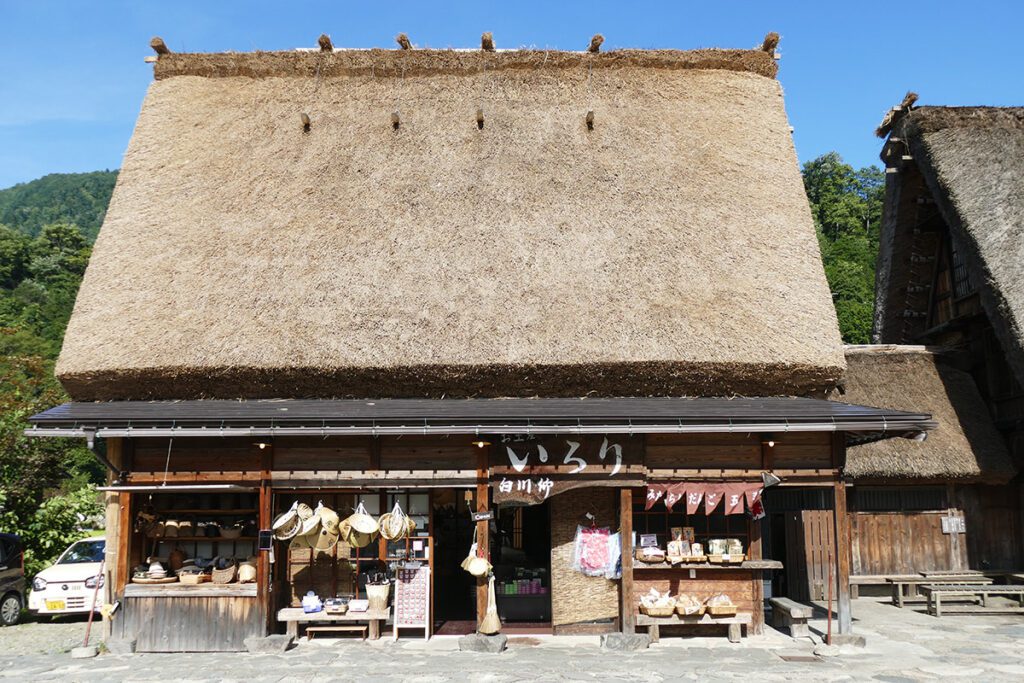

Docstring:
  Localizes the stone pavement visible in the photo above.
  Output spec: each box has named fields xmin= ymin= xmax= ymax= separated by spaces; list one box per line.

xmin=2 ymin=599 xmax=1023 ymax=681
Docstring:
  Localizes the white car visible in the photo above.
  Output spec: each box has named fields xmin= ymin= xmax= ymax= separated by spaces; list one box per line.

xmin=28 ymin=536 xmax=105 ymax=615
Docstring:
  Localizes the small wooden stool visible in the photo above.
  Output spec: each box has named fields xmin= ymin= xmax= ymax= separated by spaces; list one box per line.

xmin=305 ymin=625 xmax=368 ymax=641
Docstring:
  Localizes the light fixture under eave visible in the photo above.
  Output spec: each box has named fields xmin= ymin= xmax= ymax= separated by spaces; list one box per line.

xmin=911 ymin=431 xmax=928 ymax=442
xmin=472 ymin=439 xmax=492 ymax=449
xmin=254 ymin=441 xmax=271 ymax=450
xmin=761 ymin=471 xmax=782 ymax=488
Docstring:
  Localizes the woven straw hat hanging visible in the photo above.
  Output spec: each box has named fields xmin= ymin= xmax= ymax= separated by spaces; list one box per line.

xmin=346 ymin=502 xmax=380 ymax=536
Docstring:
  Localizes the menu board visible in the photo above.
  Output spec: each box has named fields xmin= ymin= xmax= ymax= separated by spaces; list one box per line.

xmin=393 ymin=566 xmax=431 ymax=640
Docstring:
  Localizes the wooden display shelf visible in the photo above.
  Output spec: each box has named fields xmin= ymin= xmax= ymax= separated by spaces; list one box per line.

xmin=633 ymin=560 xmax=782 ymax=571
xmin=152 ymin=536 xmax=258 ymax=542
xmin=154 ymin=509 xmax=257 ymax=515
xmin=124 ymin=582 xmax=258 ymax=598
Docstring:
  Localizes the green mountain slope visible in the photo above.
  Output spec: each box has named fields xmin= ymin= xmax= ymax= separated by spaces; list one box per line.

xmin=0 ymin=170 xmax=117 ymax=243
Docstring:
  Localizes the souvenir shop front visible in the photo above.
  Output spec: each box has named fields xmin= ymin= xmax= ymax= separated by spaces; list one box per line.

xmin=26 ymin=397 xmax=934 ymax=651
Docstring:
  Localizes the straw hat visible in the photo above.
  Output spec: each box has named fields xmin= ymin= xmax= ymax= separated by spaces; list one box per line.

xmin=297 ymin=505 xmax=323 ymax=539
xmin=339 ymin=518 xmax=376 ymax=548
xmin=272 ymin=501 xmax=301 ymax=540
xmin=346 ymin=502 xmax=379 ymax=535
xmin=314 ymin=506 xmax=340 ymax=551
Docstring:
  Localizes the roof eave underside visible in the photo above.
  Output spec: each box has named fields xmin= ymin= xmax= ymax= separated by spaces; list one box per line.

xmin=26 ymin=397 xmax=935 ymax=445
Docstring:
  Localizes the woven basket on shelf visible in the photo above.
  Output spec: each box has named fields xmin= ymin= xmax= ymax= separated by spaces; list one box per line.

xmin=641 ymin=604 xmax=676 ymax=618
xmin=707 ymin=604 xmax=737 ymax=616
xmin=212 ymin=562 xmax=237 ymax=584
xmin=179 ymin=573 xmax=211 ymax=586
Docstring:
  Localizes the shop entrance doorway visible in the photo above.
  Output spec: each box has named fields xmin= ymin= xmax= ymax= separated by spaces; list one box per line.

xmin=492 ymin=500 xmax=552 ymax=633
xmin=432 ymin=489 xmax=478 ymax=634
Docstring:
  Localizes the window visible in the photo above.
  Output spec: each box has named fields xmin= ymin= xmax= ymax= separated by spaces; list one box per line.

xmin=632 ymin=492 xmax=750 ymax=549
xmin=950 ymin=239 xmax=975 ymax=299
xmin=58 ymin=540 xmax=105 ymax=564
xmin=849 ymin=487 xmax=947 ymax=512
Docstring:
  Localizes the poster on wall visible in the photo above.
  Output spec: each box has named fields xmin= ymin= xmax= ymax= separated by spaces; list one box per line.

xmin=393 ymin=566 xmax=431 ymax=640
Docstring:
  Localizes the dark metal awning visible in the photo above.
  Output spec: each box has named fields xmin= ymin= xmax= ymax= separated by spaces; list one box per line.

xmin=25 ymin=397 xmax=935 ymax=444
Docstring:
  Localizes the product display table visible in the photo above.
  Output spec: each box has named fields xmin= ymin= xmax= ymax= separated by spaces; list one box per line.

xmin=636 ymin=612 xmax=752 ymax=643
xmin=277 ymin=607 xmax=390 ymax=640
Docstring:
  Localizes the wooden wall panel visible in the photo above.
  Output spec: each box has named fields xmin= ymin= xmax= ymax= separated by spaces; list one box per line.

xmin=272 ymin=436 xmax=372 ymax=471
xmin=959 ymin=485 xmax=1024 ymax=570
xmin=380 ymin=436 xmax=478 ymax=472
xmin=646 ymin=433 xmax=761 ymax=471
xmin=770 ymin=432 xmax=832 ymax=469
xmin=850 ymin=511 xmax=967 ymax=576
xmin=133 ymin=438 xmax=256 ymax=472
xmin=550 ymin=488 xmax=619 ymax=628
xmin=118 ymin=595 xmax=262 ymax=652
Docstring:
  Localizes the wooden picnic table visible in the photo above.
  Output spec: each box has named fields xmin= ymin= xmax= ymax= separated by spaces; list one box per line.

xmin=887 ymin=576 xmax=992 ymax=608
xmin=277 ymin=607 xmax=390 ymax=640
xmin=920 ymin=584 xmax=1024 ymax=617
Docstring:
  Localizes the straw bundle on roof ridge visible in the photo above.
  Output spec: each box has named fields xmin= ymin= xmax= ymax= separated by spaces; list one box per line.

xmin=57 ymin=43 xmax=840 ymax=400
xmin=152 ymin=47 xmax=779 ymax=81
xmin=839 ymin=346 xmax=1015 ymax=483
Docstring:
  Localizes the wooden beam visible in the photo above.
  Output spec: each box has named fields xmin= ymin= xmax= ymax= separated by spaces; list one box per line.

xmin=748 ymin=515 xmax=764 ymax=635
xmin=128 ymin=471 xmax=262 ymax=483
xmin=832 ymin=435 xmax=852 ymax=635
xmin=475 ymin=448 xmax=490 ymax=629
xmin=102 ymin=438 xmax=123 ymax=639
xmin=257 ymin=441 xmax=272 ymax=634
xmin=619 ymin=488 xmax=635 ymax=634
xmin=115 ymin=491 xmax=131 ymax=600
xmin=150 ymin=36 xmax=170 ymax=55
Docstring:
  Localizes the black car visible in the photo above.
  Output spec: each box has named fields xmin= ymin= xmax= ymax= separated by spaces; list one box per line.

xmin=0 ymin=533 xmax=25 ymax=626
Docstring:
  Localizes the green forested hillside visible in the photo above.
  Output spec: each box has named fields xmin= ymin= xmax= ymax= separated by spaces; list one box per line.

xmin=0 ymin=173 xmax=110 ymax=575
xmin=0 ymin=170 xmax=117 ymax=242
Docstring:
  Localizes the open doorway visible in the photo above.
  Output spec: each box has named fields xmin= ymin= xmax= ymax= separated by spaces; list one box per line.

xmin=431 ymin=489 xmax=478 ymax=634
xmin=492 ymin=500 xmax=552 ymax=632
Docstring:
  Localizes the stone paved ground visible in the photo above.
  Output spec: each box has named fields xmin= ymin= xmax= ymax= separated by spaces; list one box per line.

xmin=2 ymin=600 xmax=1023 ymax=681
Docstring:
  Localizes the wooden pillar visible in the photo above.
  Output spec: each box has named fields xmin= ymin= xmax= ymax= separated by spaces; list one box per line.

xmin=831 ymin=434 xmax=852 ymax=636
xmin=475 ymin=448 xmax=490 ymax=627
xmin=257 ymin=441 xmax=273 ymax=634
xmin=749 ymin=516 xmax=765 ymax=635
xmin=833 ymin=479 xmax=853 ymax=635
xmin=101 ymin=438 xmax=123 ymax=638
xmin=619 ymin=488 xmax=635 ymax=634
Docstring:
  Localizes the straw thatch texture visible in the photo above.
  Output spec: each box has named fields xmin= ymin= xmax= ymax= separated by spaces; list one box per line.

xmin=882 ymin=107 xmax=1024 ymax=387
xmin=840 ymin=346 xmax=1015 ymax=483
xmin=56 ymin=47 xmax=842 ymax=400
xmin=550 ymin=488 xmax=618 ymax=628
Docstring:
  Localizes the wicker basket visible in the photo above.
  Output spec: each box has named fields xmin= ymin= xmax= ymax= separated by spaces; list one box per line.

xmin=641 ymin=603 xmax=676 ymax=618
xmin=179 ymin=573 xmax=211 ymax=586
xmin=212 ymin=562 xmax=237 ymax=584
xmin=366 ymin=583 xmax=390 ymax=611
xmin=707 ymin=604 xmax=737 ymax=616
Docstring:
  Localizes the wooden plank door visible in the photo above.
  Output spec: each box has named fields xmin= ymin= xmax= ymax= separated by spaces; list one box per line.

xmin=784 ymin=510 xmax=836 ymax=601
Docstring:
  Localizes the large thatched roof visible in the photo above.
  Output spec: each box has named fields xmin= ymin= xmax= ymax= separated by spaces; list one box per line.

xmin=840 ymin=345 xmax=1015 ymax=483
xmin=877 ymin=107 xmax=1024 ymax=387
xmin=56 ymin=42 xmax=844 ymax=400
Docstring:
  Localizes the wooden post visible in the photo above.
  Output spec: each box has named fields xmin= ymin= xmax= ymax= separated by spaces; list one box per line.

xmin=115 ymin=491 xmax=131 ymax=599
xmin=475 ymin=448 xmax=490 ymax=628
xmin=833 ymin=479 xmax=853 ymax=634
xmin=257 ymin=441 xmax=273 ymax=634
xmin=831 ymin=434 xmax=852 ymax=635
xmin=619 ymin=488 xmax=635 ymax=634
xmin=102 ymin=438 xmax=123 ymax=639
xmin=749 ymin=516 xmax=765 ymax=635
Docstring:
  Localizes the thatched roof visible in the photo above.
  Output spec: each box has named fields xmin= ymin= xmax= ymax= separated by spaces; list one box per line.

xmin=56 ymin=43 xmax=844 ymax=400
xmin=878 ymin=107 xmax=1024 ymax=387
xmin=839 ymin=345 xmax=1015 ymax=483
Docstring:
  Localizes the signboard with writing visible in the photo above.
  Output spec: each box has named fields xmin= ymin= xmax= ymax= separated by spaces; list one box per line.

xmin=393 ymin=566 xmax=431 ymax=640
xmin=491 ymin=435 xmax=644 ymax=504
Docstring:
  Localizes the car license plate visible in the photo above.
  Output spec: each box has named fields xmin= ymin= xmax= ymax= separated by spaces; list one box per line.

xmin=45 ymin=599 xmax=66 ymax=610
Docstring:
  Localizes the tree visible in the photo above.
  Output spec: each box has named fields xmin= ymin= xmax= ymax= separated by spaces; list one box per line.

xmin=802 ymin=153 xmax=884 ymax=344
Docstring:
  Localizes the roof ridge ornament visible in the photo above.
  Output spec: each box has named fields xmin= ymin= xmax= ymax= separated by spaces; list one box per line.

xmin=876 ymin=91 xmax=919 ymax=139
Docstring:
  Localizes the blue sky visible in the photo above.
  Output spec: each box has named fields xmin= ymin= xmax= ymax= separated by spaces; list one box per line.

xmin=1 ymin=1 xmax=1021 ymax=188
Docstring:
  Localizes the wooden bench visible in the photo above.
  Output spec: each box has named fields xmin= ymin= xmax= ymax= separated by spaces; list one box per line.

xmin=920 ymin=585 xmax=1024 ymax=617
xmin=306 ymin=624 xmax=368 ymax=641
xmin=769 ymin=597 xmax=813 ymax=638
xmin=887 ymin=576 xmax=992 ymax=608
xmin=277 ymin=607 xmax=390 ymax=640
xmin=636 ymin=612 xmax=751 ymax=643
